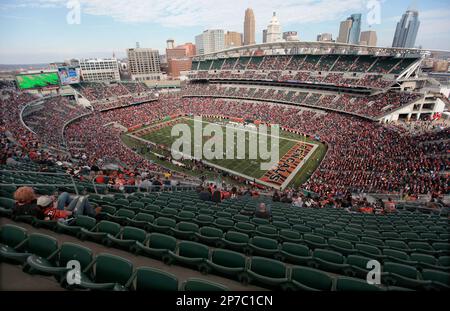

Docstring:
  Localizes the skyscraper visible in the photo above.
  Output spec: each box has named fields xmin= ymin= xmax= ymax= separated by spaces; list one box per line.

xmin=337 ymin=14 xmax=361 ymax=44
xmin=348 ymin=14 xmax=362 ymax=44
xmin=392 ymin=9 xmax=420 ymax=48
xmin=244 ymin=8 xmax=256 ymax=45
xmin=266 ymin=12 xmax=282 ymax=43
xmin=337 ymin=20 xmax=353 ymax=43
xmin=195 ymin=30 xmax=225 ymax=55
xmin=262 ymin=29 xmax=268 ymax=43
xmin=225 ymin=31 xmax=243 ymax=48
xmin=360 ymin=30 xmax=377 ymax=46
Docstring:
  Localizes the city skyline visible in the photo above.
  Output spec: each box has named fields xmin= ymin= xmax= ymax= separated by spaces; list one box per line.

xmin=0 ymin=0 xmax=449 ymax=63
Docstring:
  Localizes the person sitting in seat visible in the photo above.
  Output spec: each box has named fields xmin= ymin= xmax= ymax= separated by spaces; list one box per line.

xmin=255 ymin=202 xmax=271 ymax=219
xmin=198 ymin=187 xmax=211 ymax=201
xmin=36 ymin=196 xmax=72 ymax=221
xmin=384 ymin=198 xmax=396 ymax=213
xmin=55 ymin=192 xmax=101 ymax=218
xmin=12 ymin=186 xmax=41 ymax=218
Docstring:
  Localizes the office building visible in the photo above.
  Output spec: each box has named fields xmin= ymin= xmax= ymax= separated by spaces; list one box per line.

xmin=360 ymin=30 xmax=377 ymax=46
xmin=126 ymin=48 xmax=162 ymax=81
xmin=225 ymin=31 xmax=243 ymax=48
xmin=244 ymin=8 xmax=256 ymax=45
xmin=392 ymin=9 xmax=420 ymax=48
xmin=79 ymin=58 xmax=120 ymax=82
xmin=195 ymin=29 xmax=225 ymax=55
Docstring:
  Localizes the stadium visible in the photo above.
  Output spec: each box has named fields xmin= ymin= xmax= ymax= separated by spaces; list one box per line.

xmin=1 ymin=41 xmax=449 ymax=294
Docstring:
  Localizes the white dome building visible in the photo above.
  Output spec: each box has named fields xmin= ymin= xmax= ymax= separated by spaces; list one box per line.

xmin=266 ymin=12 xmax=283 ymax=43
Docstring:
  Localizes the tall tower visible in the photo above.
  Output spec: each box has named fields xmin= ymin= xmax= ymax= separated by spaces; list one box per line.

xmin=266 ymin=12 xmax=282 ymax=43
xmin=348 ymin=13 xmax=362 ymax=44
xmin=244 ymin=8 xmax=256 ymax=45
xmin=392 ymin=9 xmax=420 ymax=48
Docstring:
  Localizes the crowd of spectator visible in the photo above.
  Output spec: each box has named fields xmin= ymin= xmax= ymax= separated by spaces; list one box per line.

xmin=183 ymin=83 xmax=422 ymax=118
xmin=1 ymin=82 xmax=447 ymax=202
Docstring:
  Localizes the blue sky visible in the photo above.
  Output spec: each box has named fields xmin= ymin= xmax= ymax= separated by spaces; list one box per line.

xmin=0 ymin=0 xmax=449 ymax=64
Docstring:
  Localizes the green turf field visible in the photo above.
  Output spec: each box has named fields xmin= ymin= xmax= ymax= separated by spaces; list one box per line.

xmin=125 ymin=117 xmax=327 ymax=187
xmin=16 ymin=73 xmax=60 ymax=90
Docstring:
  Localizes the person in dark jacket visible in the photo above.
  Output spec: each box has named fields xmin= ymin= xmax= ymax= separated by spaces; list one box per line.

xmin=211 ymin=186 xmax=222 ymax=204
xmin=199 ymin=187 xmax=212 ymax=201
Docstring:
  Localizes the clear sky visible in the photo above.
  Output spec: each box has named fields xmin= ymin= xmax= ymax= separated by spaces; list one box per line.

xmin=0 ymin=0 xmax=449 ymax=64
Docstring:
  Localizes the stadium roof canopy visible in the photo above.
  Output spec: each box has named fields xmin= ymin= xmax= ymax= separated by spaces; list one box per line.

xmin=193 ymin=41 xmax=428 ymax=61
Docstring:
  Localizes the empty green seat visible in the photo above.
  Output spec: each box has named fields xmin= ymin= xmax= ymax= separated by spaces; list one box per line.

xmin=293 ymin=224 xmax=312 ymax=234
xmin=77 ymin=253 xmax=133 ymax=291
xmin=181 ymin=278 xmax=229 ymax=291
xmin=144 ymin=204 xmax=161 ymax=215
xmin=256 ymin=225 xmax=278 ymax=239
xmin=233 ymin=214 xmax=250 ymax=222
xmin=421 ymin=269 xmax=450 ymax=290
xmin=136 ymin=233 xmax=176 ymax=262
xmin=303 ymin=233 xmax=328 ymax=249
xmin=279 ymin=229 xmax=302 ymax=243
xmin=0 ymin=197 xmax=16 ymax=216
xmin=108 ymin=226 xmax=147 ymax=250
xmin=169 ymin=241 xmax=209 ymax=269
xmin=108 ymin=209 xmax=135 ymax=226
xmin=26 ymin=242 xmax=93 ymax=282
xmin=346 ymin=255 xmax=373 ymax=278
xmin=251 ymin=218 xmax=270 ymax=226
xmin=361 ymin=236 xmax=384 ymax=248
xmin=273 ymin=221 xmax=290 ymax=230
xmin=170 ymin=221 xmax=199 ymax=240
xmin=8 ymin=233 xmax=58 ymax=265
xmin=314 ymin=228 xmax=335 ymax=238
xmin=290 ymin=266 xmax=333 ymax=291
xmin=336 ymin=277 xmax=383 ymax=291
xmin=193 ymin=214 xmax=214 ymax=226
xmin=112 ymin=199 xmax=130 ymax=209
xmin=234 ymin=222 xmax=256 ymax=235
xmin=385 ymin=240 xmax=410 ymax=252
xmin=356 ymin=243 xmax=385 ymax=261
xmin=383 ymin=262 xmax=431 ymax=290
xmin=247 ymin=256 xmax=288 ymax=288
xmin=80 ymin=220 xmax=121 ymax=245
xmin=312 ymin=249 xmax=349 ymax=273
xmin=383 ymin=249 xmax=416 ymax=265
xmin=278 ymin=242 xmax=311 ymax=265
xmin=128 ymin=267 xmax=178 ymax=291
xmin=128 ymin=213 xmax=154 ymax=229
xmin=337 ymin=232 xmax=360 ymax=243
xmin=0 ymin=224 xmax=28 ymax=262
xmin=157 ymin=207 xmax=178 ymax=217
xmin=206 ymin=249 xmax=247 ymax=279
xmin=175 ymin=211 xmax=195 ymax=222
xmin=56 ymin=216 xmax=96 ymax=236
xmin=432 ymin=242 xmax=450 ymax=254
xmin=328 ymin=238 xmax=356 ymax=255
xmin=221 ymin=231 xmax=250 ymax=252
xmin=150 ymin=217 xmax=177 ymax=234
xmin=248 ymin=236 xmax=279 ymax=257
xmin=410 ymin=253 xmax=448 ymax=271
xmin=195 ymin=226 xmax=223 ymax=246
xmin=214 ymin=218 xmax=235 ymax=231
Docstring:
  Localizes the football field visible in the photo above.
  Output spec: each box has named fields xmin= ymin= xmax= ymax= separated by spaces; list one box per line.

xmin=127 ymin=116 xmax=326 ymax=189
